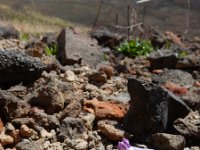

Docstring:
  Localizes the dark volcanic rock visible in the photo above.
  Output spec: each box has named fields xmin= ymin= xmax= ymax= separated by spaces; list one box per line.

xmin=0 ymin=24 xmax=19 ymax=39
xmin=149 ymin=133 xmax=186 ymax=150
xmin=0 ymin=49 xmax=46 ymax=85
xmin=58 ymin=117 xmax=87 ymax=141
xmin=0 ymin=90 xmax=31 ymax=122
xmin=124 ymin=78 xmax=191 ymax=141
xmin=148 ymin=49 xmax=179 ymax=69
xmin=57 ymin=28 xmax=102 ymax=67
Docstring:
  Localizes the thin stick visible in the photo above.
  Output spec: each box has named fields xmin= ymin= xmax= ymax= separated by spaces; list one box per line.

xmin=92 ymin=0 xmax=103 ymax=34
xmin=127 ymin=4 xmax=130 ymax=41
xmin=115 ymin=13 xmax=119 ymax=33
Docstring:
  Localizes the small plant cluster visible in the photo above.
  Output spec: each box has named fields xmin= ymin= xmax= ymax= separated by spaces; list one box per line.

xmin=116 ymin=39 xmax=154 ymax=57
xmin=20 ymin=33 xmax=30 ymax=41
xmin=44 ymin=43 xmax=58 ymax=56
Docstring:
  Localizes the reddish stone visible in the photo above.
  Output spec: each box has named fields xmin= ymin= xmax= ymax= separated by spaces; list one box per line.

xmin=163 ymin=82 xmax=188 ymax=95
xmin=194 ymin=81 xmax=200 ymax=87
xmin=83 ymin=99 xmax=127 ymax=120
xmin=98 ymin=64 xmax=115 ymax=78
xmin=152 ymin=69 xmax=163 ymax=74
xmin=0 ymin=118 xmax=3 ymax=134
xmin=9 ymin=129 xmax=21 ymax=144
xmin=165 ymin=31 xmax=186 ymax=48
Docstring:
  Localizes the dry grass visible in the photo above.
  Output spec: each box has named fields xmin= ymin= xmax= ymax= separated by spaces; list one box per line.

xmin=0 ymin=4 xmax=90 ymax=35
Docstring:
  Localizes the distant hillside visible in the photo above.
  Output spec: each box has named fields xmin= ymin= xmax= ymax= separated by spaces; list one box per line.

xmin=0 ymin=0 xmax=199 ymax=36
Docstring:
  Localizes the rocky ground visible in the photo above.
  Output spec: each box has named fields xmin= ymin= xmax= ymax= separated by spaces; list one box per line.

xmin=0 ymin=24 xmax=200 ymax=150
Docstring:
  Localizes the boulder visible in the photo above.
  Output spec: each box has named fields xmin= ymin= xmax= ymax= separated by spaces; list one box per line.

xmin=124 ymin=78 xmax=191 ymax=141
xmin=0 ymin=49 xmax=46 ymax=86
xmin=56 ymin=28 xmax=102 ymax=67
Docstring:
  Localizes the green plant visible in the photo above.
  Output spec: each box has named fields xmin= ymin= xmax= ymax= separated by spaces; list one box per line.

xmin=116 ymin=39 xmax=154 ymax=57
xmin=44 ymin=43 xmax=58 ymax=56
xmin=20 ymin=33 xmax=30 ymax=41
xmin=178 ymin=51 xmax=188 ymax=58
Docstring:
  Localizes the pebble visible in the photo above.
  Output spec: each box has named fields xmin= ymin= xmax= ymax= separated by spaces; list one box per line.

xmin=19 ymin=125 xmax=33 ymax=138
xmin=5 ymin=122 xmax=15 ymax=132
xmin=0 ymin=133 xmax=14 ymax=146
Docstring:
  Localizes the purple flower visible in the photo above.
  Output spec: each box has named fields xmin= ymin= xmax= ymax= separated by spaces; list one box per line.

xmin=118 ymin=138 xmax=154 ymax=150
xmin=118 ymin=138 xmax=131 ymax=150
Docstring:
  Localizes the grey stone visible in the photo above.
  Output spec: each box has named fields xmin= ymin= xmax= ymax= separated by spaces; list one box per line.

xmin=56 ymin=28 xmax=102 ymax=67
xmin=27 ymin=79 xmax=65 ymax=115
xmin=0 ymin=49 xmax=45 ymax=85
xmin=152 ymin=69 xmax=194 ymax=86
xmin=16 ymin=141 xmax=43 ymax=150
xmin=59 ymin=117 xmax=87 ymax=140
xmin=58 ymin=100 xmax=82 ymax=121
xmin=124 ymin=78 xmax=191 ymax=141
xmin=149 ymin=133 xmax=186 ymax=150
xmin=176 ymin=54 xmax=200 ymax=69
xmin=30 ymin=109 xmax=60 ymax=129
xmin=174 ymin=111 xmax=200 ymax=141
xmin=0 ymin=90 xmax=31 ymax=122
xmin=181 ymin=87 xmax=200 ymax=109
xmin=12 ymin=118 xmax=35 ymax=128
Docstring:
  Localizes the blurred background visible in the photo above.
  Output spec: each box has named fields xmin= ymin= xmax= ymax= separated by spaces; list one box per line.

xmin=0 ymin=0 xmax=199 ymax=37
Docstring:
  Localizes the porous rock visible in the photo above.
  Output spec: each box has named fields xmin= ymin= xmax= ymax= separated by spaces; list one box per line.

xmin=0 ymin=90 xmax=31 ymax=122
xmin=27 ymin=81 xmax=65 ymax=115
xmin=59 ymin=117 xmax=87 ymax=141
xmin=0 ymin=49 xmax=45 ymax=85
